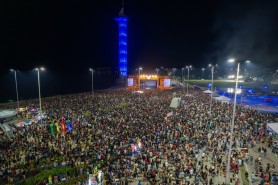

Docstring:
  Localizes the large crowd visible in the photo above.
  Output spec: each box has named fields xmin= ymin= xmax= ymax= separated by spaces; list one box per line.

xmin=0 ymin=88 xmax=277 ymax=185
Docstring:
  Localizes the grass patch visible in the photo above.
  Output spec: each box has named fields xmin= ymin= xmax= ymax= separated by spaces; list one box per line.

xmin=240 ymin=166 xmax=249 ymax=185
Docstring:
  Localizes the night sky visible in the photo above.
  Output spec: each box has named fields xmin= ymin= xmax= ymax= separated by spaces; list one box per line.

xmin=1 ymin=0 xmax=278 ymax=102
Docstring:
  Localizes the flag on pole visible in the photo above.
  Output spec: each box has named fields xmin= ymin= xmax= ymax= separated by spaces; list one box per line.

xmin=55 ymin=121 xmax=60 ymax=133
xmin=61 ymin=119 xmax=66 ymax=132
xmin=49 ymin=123 xmax=55 ymax=135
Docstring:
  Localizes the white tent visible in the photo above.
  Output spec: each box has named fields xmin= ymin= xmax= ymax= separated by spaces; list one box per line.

xmin=203 ymin=90 xmax=212 ymax=94
xmin=170 ymin=98 xmax=181 ymax=108
xmin=203 ymin=90 xmax=220 ymax=97
xmin=212 ymin=92 xmax=220 ymax=97
xmin=213 ymin=96 xmax=231 ymax=103
xmin=267 ymin=123 xmax=278 ymax=135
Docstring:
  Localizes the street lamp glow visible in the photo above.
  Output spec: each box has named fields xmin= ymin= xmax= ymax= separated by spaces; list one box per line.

xmin=208 ymin=64 xmax=212 ymax=67
xmin=10 ymin=69 xmax=14 ymax=72
xmin=228 ymin=58 xmax=235 ymax=63
xmin=139 ymin=67 xmax=142 ymax=70
xmin=89 ymin=68 xmax=93 ymax=71
xmin=35 ymin=67 xmax=45 ymax=71
xmin=246 ymin=60 xmax=250 ymax=63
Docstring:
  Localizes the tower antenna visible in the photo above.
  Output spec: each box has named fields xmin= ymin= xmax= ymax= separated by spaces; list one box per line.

xmin=119 ymin=0 xmax=125 ymax=16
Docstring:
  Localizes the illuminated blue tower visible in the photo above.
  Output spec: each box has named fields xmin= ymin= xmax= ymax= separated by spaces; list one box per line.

xmin=115 ymin=2 xmax=128 ymax=77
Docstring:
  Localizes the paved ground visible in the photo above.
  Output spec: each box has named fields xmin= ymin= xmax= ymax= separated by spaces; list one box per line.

xmin=127 ymin=148 xmax=242 ymax=185
xmin=245 ymin=141 xmax=278 ymax=185
xmin=127 ymin=141 xmax=278 ymax=185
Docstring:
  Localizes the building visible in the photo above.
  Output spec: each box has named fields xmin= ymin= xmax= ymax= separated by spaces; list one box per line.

xmin=115 ymin=2 xmax=128 ymax=77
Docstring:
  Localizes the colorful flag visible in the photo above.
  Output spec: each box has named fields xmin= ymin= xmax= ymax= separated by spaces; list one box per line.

xmin=66 ymin=120 xmax=72 ymax=132
xmin=55 ymin=121 xmax=60 ymax=133
xmin=49 ymin=123 xmax=55 ymax=135
xmin=61 ymin=119 xmax=66 ymax=132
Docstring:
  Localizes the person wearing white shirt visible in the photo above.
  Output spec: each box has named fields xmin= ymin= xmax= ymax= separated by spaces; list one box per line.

xmin=238 ymin=159 xmax=242 ymax=166
xmin=190 ymin=168 xmax=194 ymax=177
xmin=164 ymin=161 xmax=168 ymax=167
xmin=201 ymin=152 xmax=205 ymax=159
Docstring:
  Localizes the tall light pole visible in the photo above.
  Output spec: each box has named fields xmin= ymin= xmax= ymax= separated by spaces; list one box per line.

xmin=182 ymin=68 xmax=185 ymax=93
xmin=172 ymin=68 xmax=176 ymax=78
xmin=201 ymin=68 xmax=205 ymax=79
xmin=208 ymin=64 xmax=215 ymax=115
xmin=89 ymin=68 xmax=94 ymax=95
xmin=138 ymin=67 xmax=142 ymax=101
xmin=160 ymin=67 xmax=164 ymax=76
xmin=35 ymin=67 xmax=45 ymax=114
xmin=155 ymin=68 xmax=159 ymax=76
xmin=186 ymin=65 xmax=192 ymax=95
xmin=138 ymin=67 xmax=142 ymax=90
xmin=182 ymin=68 xmax=185 ymax=79
xmin=10 ymin=69 xmax=19 ymax=109
xmin=226 ymin=58 xmax=240 ymax=184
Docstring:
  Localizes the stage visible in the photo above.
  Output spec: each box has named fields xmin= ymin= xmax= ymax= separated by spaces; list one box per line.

xmin=127 ymin=75 xmax=171 ymax=90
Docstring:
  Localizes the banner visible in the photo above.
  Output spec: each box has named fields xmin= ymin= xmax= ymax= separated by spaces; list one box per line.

xmin=170 ymin=98 xmax=181 ymax=108
xmin=167 ymin=112 xmax=173 ymax=117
